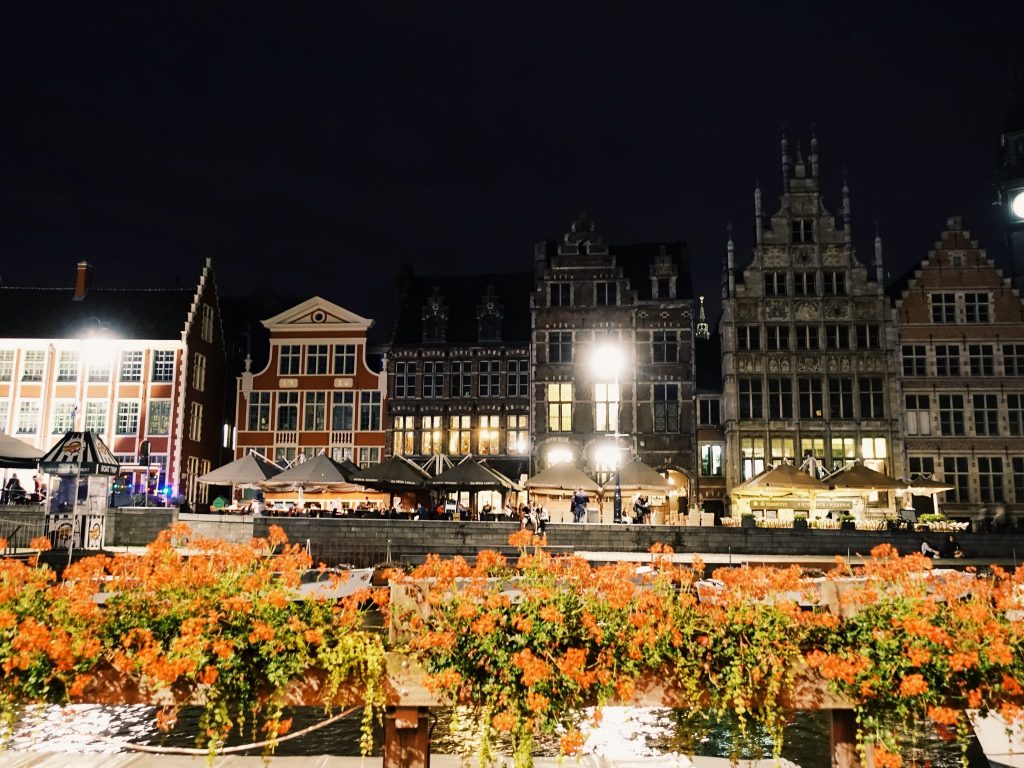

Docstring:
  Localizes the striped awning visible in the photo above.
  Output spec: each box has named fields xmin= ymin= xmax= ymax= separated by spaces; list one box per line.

xmin=39 ymin=431 xmax=120 ymax=476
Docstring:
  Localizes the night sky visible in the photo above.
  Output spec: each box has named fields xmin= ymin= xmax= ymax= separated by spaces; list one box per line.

xmin=2 ymin=2 xmax=1020 ymax=335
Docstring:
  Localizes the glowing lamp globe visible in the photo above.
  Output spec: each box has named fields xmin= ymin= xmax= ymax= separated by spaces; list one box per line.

xmin=1012 ymin=189 xmax=1024 ymax=220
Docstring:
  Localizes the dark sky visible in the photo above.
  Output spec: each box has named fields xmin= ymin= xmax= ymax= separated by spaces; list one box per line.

xmin=2 ymin=2 xmax=1020 ymax=334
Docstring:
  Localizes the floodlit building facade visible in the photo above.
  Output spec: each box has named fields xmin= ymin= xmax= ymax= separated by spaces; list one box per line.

xmin=234 ymin=297 xmax=386 ymax=468
xmin=0 ymin=260 xmax=225 ymax=504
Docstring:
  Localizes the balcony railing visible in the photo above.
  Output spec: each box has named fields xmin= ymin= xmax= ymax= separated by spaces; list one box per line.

xmin=275 ymin=431 xmax=298 ymax=445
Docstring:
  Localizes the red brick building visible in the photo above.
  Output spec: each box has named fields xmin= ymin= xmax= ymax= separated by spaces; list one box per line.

xmin=235 ymin=297 xmax=386 ymax=467
xmin=893 ymin=217 xmax=1024 ymax=519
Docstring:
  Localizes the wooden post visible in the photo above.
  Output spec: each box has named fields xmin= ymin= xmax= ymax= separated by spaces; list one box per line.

xmin=383 ymin=705 xmax=431 ymax=768
xmin=831 ymin=709 xmax=861 ymax=768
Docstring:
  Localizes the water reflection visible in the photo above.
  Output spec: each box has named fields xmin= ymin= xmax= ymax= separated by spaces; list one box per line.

xmin=1 ymin=704 xmax=985 ymax=766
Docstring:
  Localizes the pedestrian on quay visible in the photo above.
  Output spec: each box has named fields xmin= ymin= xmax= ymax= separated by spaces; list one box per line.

xmin=571 ymin=488 xmax=589 ymax=524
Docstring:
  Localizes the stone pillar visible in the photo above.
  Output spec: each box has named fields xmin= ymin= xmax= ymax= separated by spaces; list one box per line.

xmin=383 ymin=705 xmax=431 ymax=768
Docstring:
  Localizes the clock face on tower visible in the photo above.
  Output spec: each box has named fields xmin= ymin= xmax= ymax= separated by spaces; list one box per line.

xmin=1012 ymin=189 xmax=1024 ymax=221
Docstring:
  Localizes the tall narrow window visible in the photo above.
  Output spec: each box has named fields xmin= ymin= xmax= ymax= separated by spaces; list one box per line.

xmin=767 ymin=378 xmax=793 ymax=419
xmin=450 ymin=361 xmax=472 ymax=397
xmin=973 ymin=393 xmax=999 ymax=436
xmin=116 ymin=401 xmax=140 ymax=435
xmin=192 ymin=352 xmax=206 ymax=392
xmin=938 ymin=394 xmax=965 ymax=435
xmin=904 ymin=394 xmax=930 ymax=435
xmin=119 ymin=352 xmax=143 ymax=382
xmin=798 ymin=378 xmax=824 ymax=419
xmin=420 ymin=415 xmax=442 ymax=454
xmin=942 ymin=456 xmax=969 ymax=503
xmin=769 ymin=437 xmax=796 ymax=465
xmin=740 ymin=437 xmax=765 ymax=480
xmin=201 ymin=303 xmax=214 ymax=342
xmin=738 ymin=378 xmax=763 ymax=419
xmin=546 ymin=383 xmax=573 ymax=432
xmin=548 ymin=331 xmax=573 ymax=363
xmin=652 ymin=383 xmax=679 ymax=432
xmin=423 ymin=361 xmax=444 ymax=398
xmin=507 ymin=415 xmax=529 ymax=454
xmin=479 ymin=361 xmax=500 ymax=397
xmin=507 ymin=359 xmax=528 ymax=397
xmin=700 ymin=444 xmax=723 ymax=476
xmin=448 ymin=415 xmax=471 ymax=455
xmin=594 ymin=381 xmax=620 ymax=432
xmin=828 ymin=378 xmax=854 ymax=419
xmin=56 ymin=351 xmax=79 ymax=382
xmin=332 ymin=392 xmax=354 ymax=430
xmin=478 ymin=415 xmax=501 ymax=455
xmin=148 ymin=400 xmax=171 ymax=435
xmin=652 ymin=331 xmax=678 ymax=363
xmin=978 ymin=457 xmax=1005 ymax=503
xmin=0 ymin=351 xmax=13 ymax=382
xmin=51 ymin=401 xmax=75 ymax=434
xmin=277 ymin=392 xmax=299 ymax=431
xmin=858 ymin=377 xmax=885 ymax=419
xmin=359 ymin=391 xmax=382 ymax=431
xmin=394 ymin=361 xmax=417 ymax=398
xmin=393 ymin=416 xmax=415 ymax=456
xmin=303 ymin=392 xmax=326 ymax=431
xmin=152 ymin=350 xmax=175 ymax=382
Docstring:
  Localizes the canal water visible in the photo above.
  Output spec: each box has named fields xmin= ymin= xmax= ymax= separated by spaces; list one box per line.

xmin=1 ymin=704 xmax=987 ymax=766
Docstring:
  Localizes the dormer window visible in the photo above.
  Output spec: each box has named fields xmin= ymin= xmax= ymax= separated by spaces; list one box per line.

xmin=422 ymin=289 xmax=448 ymax=343
xmin=657 ymin=277 xmax=672 ymax=299
xmin=477 ymin=287 xmax=503 ymax=342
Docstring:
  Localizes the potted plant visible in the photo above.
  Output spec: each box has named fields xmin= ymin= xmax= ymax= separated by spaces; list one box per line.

xmin=740 ymin=512 xmax=757 ymax=528
xmin=792 ymin=513 xmax=809 ymax=530
xmin=839 ymin=513 xmax=857 ymax=531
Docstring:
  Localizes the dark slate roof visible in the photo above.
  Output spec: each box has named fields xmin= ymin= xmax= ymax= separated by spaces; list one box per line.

xmin=611 ymin=241 xmax=693 ymax=300
xmin=885 ymin=261 xmax=921 ymax=302
xmin=390 ymin=271 xmax=534 ymax=346
xmin=694 ymin=333 xmax=722 ymax=392
xmin=0 ymin=287 xmax=195 ymax=340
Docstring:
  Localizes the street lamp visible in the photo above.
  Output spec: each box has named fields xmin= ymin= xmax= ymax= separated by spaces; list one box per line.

xmin=590 ymin=343 xmax=625 ymax=523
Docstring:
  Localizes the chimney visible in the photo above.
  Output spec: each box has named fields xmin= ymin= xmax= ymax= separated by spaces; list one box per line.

xmin=74 ymin=261 xmax=92 ymax=301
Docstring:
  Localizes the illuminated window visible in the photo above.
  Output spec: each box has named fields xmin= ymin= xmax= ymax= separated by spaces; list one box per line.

xmin=0 ymin=400 xmax=7 ymax=432
xmin=192 ymin=352 xmax=206 ymax=392
xmin=119 ymin=351 xmax=142 ymax=382
xmin=189 ymin=402 xmax=203 ymax=442
xmin=56 ymin=351 xmax=79 ymax=382
xmin=700 ymin=444 xmax=723 ymax=476
xmin=546 ymin=382 xmax=573 ymax=432
xmin=201 ymin=303 xmax=214 ymax=343
xmin=148 ymin=400 xmax=171 ymax=435
xmin=1009 ymin=394 xmax=1024 ymax=436
xmin=393 ymin=416 xmax=415 ymax=456
xmin=740 ymin=436 xmax=765 ymax=480
xmin=594 ymin=381 xmax=620 ymax=432
xmin=448 ymin=415 xmax=471 ymax=454
xmin=116 ymin=401 xmax=140 ymax=435
xmin=507 ymin=415 xmax=528 ymax=454
xmin=478 ymin=415 xmax=500 ymax=455
xmin=420 ymin=415 xmax=442 ymax=454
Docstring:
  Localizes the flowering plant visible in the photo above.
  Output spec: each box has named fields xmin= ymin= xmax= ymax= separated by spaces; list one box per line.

xmin=0 ymin=524 xmax=386 ymax=756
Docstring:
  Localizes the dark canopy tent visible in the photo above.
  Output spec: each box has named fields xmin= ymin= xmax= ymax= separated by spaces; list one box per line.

xmin=350 ymin=455 xmax=431 ymax=492
xmin=197 ymin=453 xmax=282 ymax=486
xmin=0 ymin=433 xmax=44 ymax=470
xmin=39 ymin=431 xmax=119 ymax=476
xmin=426 ymin=457 xmax=517 ymax=517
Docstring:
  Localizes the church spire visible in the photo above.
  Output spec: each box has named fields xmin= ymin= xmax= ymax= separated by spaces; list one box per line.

xmin=726 ymin=221 xmax=736 ymax=297
xmin=696 ymin=295 xmax=710 ymax=341
xmin=754 ymin=180 xmax=763 ymax=247
xmin=781 ymin=133 xmax=791 ymax=192
xmin=810 ymin=126 xmax=819 ymax=179
xmin=874 ymin=222 xmax=885 ymax=283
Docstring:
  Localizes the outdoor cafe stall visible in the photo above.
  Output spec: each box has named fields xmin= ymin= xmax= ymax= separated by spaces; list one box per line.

xmin=523 ymin=464 xmax=602 ymax=524
xmin=605 ymin=458 xmax=673 ymax=524
xmin=350 ymin=454 xmax=431 ymax=512
xmin=261 ymin=452 xmax=386 ymax=514
xmin=729 ymin=463 xmax=834 ymax=524
xmin=0 ymin=433 xmax=45 ymax=506
xmin=197 ymin=452 xmax=282 ymax=512
xmin=39 ymin=430 xmax=118 ymax=550
xmin=425 ymin=456 xmax=518 ymax=519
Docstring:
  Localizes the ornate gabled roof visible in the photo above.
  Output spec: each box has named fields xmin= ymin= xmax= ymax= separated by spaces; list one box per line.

xmin=261 ymin=296 xmax=373 ymax=332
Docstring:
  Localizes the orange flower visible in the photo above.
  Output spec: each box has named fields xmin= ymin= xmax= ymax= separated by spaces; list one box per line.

xmin=898 ymin=673 xmax=928 ymax=697
xmin=29 ymin=536 xmax=51 ymax=552
xmin=492 ymin=711 xmax=517 ymax=732
xmin=873 ymin=744 xmax=902 ymax=768
xmin=560 ymin=728 xmax=585 ymax=755
xmin=928 ymin=706 xmax=959 ymax=727
xmin=539 ymin=605 xmax=563 ymax=624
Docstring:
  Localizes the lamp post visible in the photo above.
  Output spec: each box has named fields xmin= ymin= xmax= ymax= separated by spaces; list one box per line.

xmin=590 ymin=343 xmax=626 ymax=523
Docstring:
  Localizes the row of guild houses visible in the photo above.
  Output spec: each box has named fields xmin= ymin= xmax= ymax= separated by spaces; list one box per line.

xmin=3 ymin=115 xmax=1023 ymax=518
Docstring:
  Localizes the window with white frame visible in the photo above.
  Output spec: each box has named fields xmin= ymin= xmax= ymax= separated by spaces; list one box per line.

xmin=306 ymin=345 xmax=328 ymax=375
xmin=831 ymin=437 xmax=857 ymax=469
xmin=964 ymin=293 xmax=990 ymax=323
xmin=860 ymin=436 xmax=887 ymax=474
xmin=152 ymin=350 xmax=175 ymax=382
xmin=357 ymin=447 xmax=381 ymax=466
xmin=333 ymin=344 xmax=356 ymax=375
xmin=22 ymin=351 xmax=45 ymax=382
xmin=507 ymin=415 xmax=528 ymax=454
xmin=769 ymin=436 xmax=796 ymax=465
xmin=478 ymin=415 xmax=501 ymax=455
xmin=448 ymin=415 xmax=471 ymax=455
xmin=507 ymin=359 xmax=528 ymax=398
xmin=84 ymin=401 xmax=107 ymax=433
xmin=479 ymin=361 xmax=500 ymax=397
xmin=0 ymin=351 xmax=13 ymax=382
xmin=359 ymin=391 xmax=381 ymax=431
xmin=189 ymin=402 xmax=203 ymax=442
xmin=930 ymin=293 xmax=956 ymax=323
xmin=278 ymin=345 xmax=301 ymax=375
xmin=594 ymin=381 xmax=620 ymax=432
xmin=192 ymin=352 xmax=206 ymax=392
xmin=56 ymin=351 xmax=79 ymax=382
xmin=201 ymin=303 xmax=214 ymax=343
xmin=546 ymin=382 xmax=572 ymax=432
xmin=247 ymin=392 xmax=270 ymax=431
xmin=116 ymin=401 xmax=140 ymax=434
xmin=395 ymin=361 xmax=417 ymax=398
xmin=904 ymin=394 xmax=931 ymax=435
xmin=303 ymin=392 xmax=326 ymax=431
xmin=16 ymin=401 xmax=39 ymax=434
xmin=51 ymin=400 xmax=75 ymax=434
xmin=332 ymin=391 xmax=354 ymax=431
xmin=700 ymin=444 xmax=723 ymax=476
xmin=120 ymin=351 xmax=143 ymax=382
xmin=0 ymin=400 xmax=7 ymax=432
xmin=978 ymin=457 xmax=1005 ymax=503
xmin=973 ymin=393 xmax=999 ymax=436
xmin=277 ymin=392 xmax=299 ymax=430
xmin=88 ymin=355 xmax=112 ymax=382
xmin=148 ymin=400 xmax=171 ymax=435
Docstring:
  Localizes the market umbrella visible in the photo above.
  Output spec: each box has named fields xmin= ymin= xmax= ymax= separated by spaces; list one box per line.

xmin=609 ymin=459 xmax=672 ymax=492
xmin=426 ymin=456 xmax=512 ymax=491
xmin=39 ymin=431 xmax=119 ymax=476
xmin=479 ymin=460 xmax=524 ymax=492
xmin=731 ymin=463 xmax=829 ymax=496
xmin=272 ymin=452 xmax=358 ymax=486
xmin=825 ymin=462 xmax=904 ymax=492
xmin=897 ymin=475 xmax=955 ymax=516
xmin=337 ymin=458 xmax=361 ymax=481
xmin=350 ymin=455 xmax=430 ymax=491
xmin=524 ymin=464 xmax=601 ymax=493
xmin=0 ymin=433 xmax=44 ymax=469
xmin=197 ymin=453 xmax=282 ymax=487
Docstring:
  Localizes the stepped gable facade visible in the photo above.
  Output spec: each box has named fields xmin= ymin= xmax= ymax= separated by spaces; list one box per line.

xmin=531 ymin=212 xmax=696 ymax=501
xmin=384 ymin=270 xmax=534 ymax=480
xmin=892 ymin=217 xmax=1024 ymax=519
xmin=720 ymin=135 xmax=903 ymax=509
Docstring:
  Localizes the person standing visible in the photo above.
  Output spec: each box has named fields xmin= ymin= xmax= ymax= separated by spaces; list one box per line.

xmin=571 ymin=488 xmax=589 ymax=523
xmin=537 ymin=504 xmax=549 ymax=534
